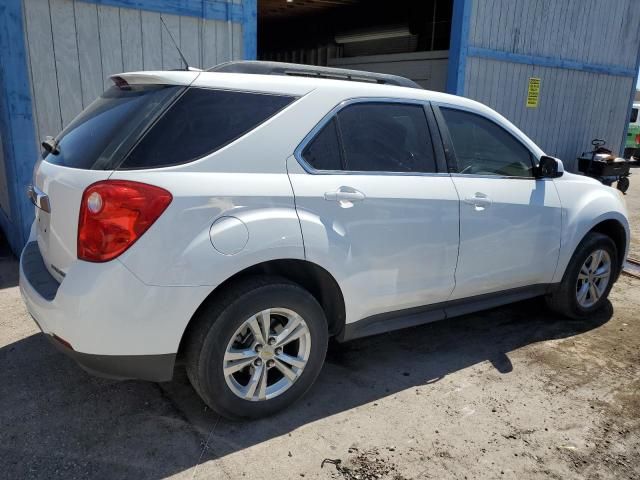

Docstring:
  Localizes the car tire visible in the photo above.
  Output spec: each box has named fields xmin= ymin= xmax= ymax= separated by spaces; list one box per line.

xmin=617 ymin=176 xmax=630 ymax=194
xmin=545 ymin=232 xmax=618 ymax=319
xmin=184 ymin=276 xmax=328 ymax=420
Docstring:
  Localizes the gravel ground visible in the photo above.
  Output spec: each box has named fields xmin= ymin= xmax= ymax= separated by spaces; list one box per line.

xmin=0 ymin=186 xmax=638 ymax=480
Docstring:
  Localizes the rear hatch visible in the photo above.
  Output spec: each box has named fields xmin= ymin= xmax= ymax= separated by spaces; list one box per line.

xmin=32 ymin=72 xmax=197 ymax=282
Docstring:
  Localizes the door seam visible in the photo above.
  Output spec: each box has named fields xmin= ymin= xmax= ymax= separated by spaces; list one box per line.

xmin=285 ymin=155 xmax=307 ymax=259
xmin=447 ymin=174 xmax=462 ymax=303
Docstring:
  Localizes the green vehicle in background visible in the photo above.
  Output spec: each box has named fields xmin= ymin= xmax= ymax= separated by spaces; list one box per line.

xmin=624 ymin=102 xmax=640 ymax=159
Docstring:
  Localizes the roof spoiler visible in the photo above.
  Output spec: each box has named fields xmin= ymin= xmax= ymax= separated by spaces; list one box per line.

xmin=109 ymin=71 xmax=201 ymax=86
xmin=208 ymin=61 xmax=423 ymax=90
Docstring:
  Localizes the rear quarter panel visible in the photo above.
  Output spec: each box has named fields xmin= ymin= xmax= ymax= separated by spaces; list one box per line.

xmin=113 ymin=171 xmax=305 ymax=286
xmin=111 ymin=89 xmax=348 ymax=287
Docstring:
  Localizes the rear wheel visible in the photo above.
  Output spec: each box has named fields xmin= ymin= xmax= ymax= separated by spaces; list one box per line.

xmin=185 ymin=277 xmax=328 ymax=419
xmin=546 ymin=232 xmax=618 ymax=319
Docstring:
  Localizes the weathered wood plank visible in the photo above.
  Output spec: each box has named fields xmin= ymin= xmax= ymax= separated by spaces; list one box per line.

xmin=216 ymin=18 xmax=231 ymax=63
xmin=50 ymin=0 xmax=83 ymax=127
xmin=23 ymin=0 xmax=61 ymax=139
xmin=232 ymin=21 xmax=242 ymax=60
xmin=121 ymin=8 xmax=143 ymax=72
xmin=97 ymin=5 xmax=124 ymax=89
xmin=468 ymin=0 xmax=480 ymax=47
xmin=0 ymin=133 xmax=10 ymax=216
xmin=141 ymin=10 xmax=162 ymax=70
xmin=161 ymin=13 xmax=182 ymax=69
xmin=75 ymin=1 xmax=104 ymax=106
xmin=179 ymin=15 xmax=201 ymax=68
xmin=202 ymin=18 xmax=218 ymax=68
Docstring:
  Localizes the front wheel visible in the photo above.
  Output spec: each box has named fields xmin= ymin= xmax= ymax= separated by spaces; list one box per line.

xmin=546 ymin=232 xmax=618 ymax=319
xmin=185 ymin=277 xmax=328 ymax=419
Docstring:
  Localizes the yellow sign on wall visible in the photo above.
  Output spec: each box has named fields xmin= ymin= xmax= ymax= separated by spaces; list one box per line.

xmin=526 ymin=77 xmax=541 ymax=108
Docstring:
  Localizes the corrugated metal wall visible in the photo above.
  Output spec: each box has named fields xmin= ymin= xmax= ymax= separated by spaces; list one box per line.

xmin=23 ymin=0 xmax=244 ymax=146
xmin=462 ymin=0 xmax=640 ymax=170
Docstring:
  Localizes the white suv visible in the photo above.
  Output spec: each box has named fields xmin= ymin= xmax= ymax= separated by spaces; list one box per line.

xmin=20 ymin=62 xmax=629 ymax=419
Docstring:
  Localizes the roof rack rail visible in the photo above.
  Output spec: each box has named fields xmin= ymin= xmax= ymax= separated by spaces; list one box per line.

xmin=207 ymin=61 xmax=423 ymax=90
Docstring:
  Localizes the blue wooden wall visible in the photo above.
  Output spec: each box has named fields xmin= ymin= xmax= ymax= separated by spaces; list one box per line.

xmin=449 ymin=0 xmax=640 ymax=171
xmin=0 ymin=0 xmax=256 ymax=254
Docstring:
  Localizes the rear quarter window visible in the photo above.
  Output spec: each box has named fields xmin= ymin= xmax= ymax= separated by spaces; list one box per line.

xmin=43 ymin=85 xmax=181 ymax=170
xmin=120 ymin=88 xmax=296 ymax=169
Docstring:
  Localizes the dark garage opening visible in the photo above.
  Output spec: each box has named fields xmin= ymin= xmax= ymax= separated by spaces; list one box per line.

xmin=258 ymin=0 xmax=454 ymax=91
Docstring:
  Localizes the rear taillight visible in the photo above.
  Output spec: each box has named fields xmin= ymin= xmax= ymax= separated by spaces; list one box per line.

xmin=78 ymin=180 xmax=172 ymax=262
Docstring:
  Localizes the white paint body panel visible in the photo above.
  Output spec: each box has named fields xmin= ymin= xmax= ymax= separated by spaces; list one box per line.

xmin=34 ymin=161 xmax=111 ymax=282
xmin=550 ymin=172 xmax=629 ymax=283
xmin=20 ymin=71 xmax=629 ymax=360
xmin=449 ymin=176 xmax=562 ymax=299
xmin=287 ymin=158 xmax=459 ymax=323
xmin=21 ymin=222 xmax=211 ymax=355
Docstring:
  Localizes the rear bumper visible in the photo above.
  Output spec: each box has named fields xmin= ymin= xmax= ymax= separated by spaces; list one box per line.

xmin=44 ymin=332 xmax=175 ymax=381
xmin=19 ymin=240 xmax=210 ymax=381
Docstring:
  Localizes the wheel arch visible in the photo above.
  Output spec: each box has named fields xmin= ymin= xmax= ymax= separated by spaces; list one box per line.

xmin=177 ymin=259 xmax=346 ymax=359
xmin=590 ymin=219 xmax=627 ymax=261
xmin=557 ymin=215 xmax=629 ymax=285
xmin=588 ymin=218 xmax=628 ymax=278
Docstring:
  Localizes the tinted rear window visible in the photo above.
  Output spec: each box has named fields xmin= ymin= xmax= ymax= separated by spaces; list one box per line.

xmin=121 ymin=89 xmax=296 ymax=169
xmin=337 ymin=103 xmax=437 ymax=173
xmin=43 ymin=85 xmax=182 ymax=170
xmin=300 ymin=102 xmax=437 ymax=173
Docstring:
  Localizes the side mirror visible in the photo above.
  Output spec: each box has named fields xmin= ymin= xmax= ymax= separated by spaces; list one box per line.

xmin=537 ymin=156 xmax=564 ymax=178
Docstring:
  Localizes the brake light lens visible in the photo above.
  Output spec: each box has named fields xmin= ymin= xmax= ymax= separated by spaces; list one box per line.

xmin=78 ymin=180 xmax=172 ymax=262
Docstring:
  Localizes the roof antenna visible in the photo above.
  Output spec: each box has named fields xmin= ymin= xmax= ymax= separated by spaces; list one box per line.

xmin=160 ymin=15 xmax=190 ymax=70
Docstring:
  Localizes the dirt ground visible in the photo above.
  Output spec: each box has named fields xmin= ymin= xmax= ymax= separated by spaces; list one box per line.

xmin=626 ymin=177 xmax=640 ymax=259
xmin=0 ymin=187 xmax=639 ymax=480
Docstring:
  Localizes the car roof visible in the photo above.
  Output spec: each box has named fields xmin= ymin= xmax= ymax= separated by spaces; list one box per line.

xmin=208 ymin=60 xmax=422 ymax=89
xmin=112 ymin=69 xmax=544 ymax=158
xmin=114 ymin=70 xmax=487 ymax=111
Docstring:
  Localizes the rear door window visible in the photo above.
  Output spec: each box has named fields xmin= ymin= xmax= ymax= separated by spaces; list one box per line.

xmin=43 ymin=85 xmax=181 ymax=170
xmin=337 ymin=103 xmax=437 ymax=173
xmin=300 ymin=102 xmax=437 ymax=173
xmin=121 ymin=89 xmax=296 ymax=169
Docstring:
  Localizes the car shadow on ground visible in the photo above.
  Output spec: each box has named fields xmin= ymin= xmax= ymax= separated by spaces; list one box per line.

xmin=0 ymin=285 xmax=613 ymax=479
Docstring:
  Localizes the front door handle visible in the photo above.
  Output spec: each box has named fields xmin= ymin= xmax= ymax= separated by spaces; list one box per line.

xmin=463 ymin=192 xmax=491 ymax=210
xmin=324 ymin=187 xmax=366 ymax=202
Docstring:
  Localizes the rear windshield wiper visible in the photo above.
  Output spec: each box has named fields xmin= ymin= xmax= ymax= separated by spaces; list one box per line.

xmin=41 ymin=136 xmax=60 ymax=156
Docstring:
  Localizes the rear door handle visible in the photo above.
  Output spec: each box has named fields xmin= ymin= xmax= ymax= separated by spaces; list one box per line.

xmin=324 ymin=187 xmax=366 ymax=202
xmin=463 ymin=192 xmax=491 ymax=210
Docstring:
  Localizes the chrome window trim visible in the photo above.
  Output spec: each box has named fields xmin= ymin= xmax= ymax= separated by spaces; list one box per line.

xmin=449 ymin=173 xmax=545 ymax=181
xmin=293 ymin=97 xmax=448 ymax=177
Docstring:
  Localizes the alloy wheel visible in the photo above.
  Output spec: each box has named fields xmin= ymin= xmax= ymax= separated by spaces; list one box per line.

xmin=575 ymin=249 xmax=611 ymax=308
xmin=223 ymin=308 xmax=311 ymax=401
